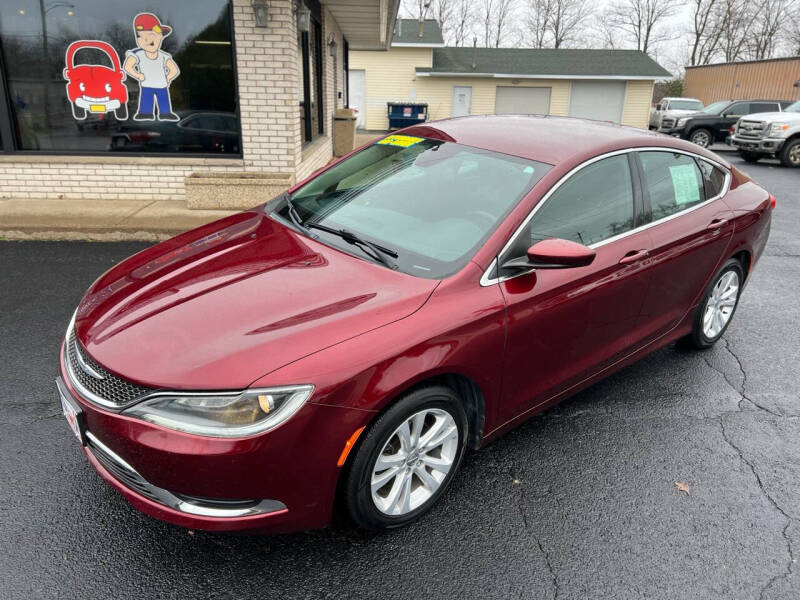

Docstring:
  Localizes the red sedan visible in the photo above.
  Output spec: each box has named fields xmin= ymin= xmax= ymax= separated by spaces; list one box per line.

xmin=58 ymin=116 xmax=773 ymax=533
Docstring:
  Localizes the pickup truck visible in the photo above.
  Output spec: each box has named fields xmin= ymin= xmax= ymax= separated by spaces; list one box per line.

xmin=658 ymin=99 xmax=793 ymax=148
xmin=649 ymin=97 xmax=703 ymax=130
xmin=730 ymin=100 xmax=800 ymax=167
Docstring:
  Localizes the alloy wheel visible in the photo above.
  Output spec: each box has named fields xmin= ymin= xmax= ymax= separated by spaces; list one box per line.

xmin=702 ymin=270 xmax=739 ymax=339
xmin=691 ymin=130 xmax=711 ymax=148
xmin=370 ymin=408 xmax=458 ymax=516
xmin=789 ymin=143 xmax=800 ymax=166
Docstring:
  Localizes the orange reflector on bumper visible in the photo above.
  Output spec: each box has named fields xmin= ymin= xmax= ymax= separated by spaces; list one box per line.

xmin=337 ymin=426 xmax=365 ymax=467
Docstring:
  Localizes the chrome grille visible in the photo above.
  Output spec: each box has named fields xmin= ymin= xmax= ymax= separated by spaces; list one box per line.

xmin=661 ymin=117 xmax=676 ymax=129
xmin=66 ymin=329 xmax=155 ymax=408
xmin=737 ymin=120 xmax=767 ymax=140
xmin=87 ymin=434 xmax=160 ymax=502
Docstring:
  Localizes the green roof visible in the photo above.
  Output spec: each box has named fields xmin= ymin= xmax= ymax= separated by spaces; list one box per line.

xmin=392 ymin=19 xmax=444 ymax=46
xmin=417 ymin=48 xmax=671 ymax=79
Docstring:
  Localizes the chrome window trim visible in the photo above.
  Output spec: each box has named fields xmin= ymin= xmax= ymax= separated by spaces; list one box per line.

xmin=85 ymin=431 xmax=287 ymax=518
xmin=480 ymin=146 xmax=732 ymax=287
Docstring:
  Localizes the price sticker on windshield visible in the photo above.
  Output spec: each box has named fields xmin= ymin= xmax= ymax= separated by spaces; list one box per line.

xmin=378 ymin=135 xmax=424 ymax=148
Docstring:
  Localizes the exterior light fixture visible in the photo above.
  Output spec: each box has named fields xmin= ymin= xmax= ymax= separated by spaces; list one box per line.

xmin=297 ymin=4 xmax=311 ymax=32
xmin=251 ymin=0 xmax=268 ymax=28
xmin=328 ymin=34 xmax=337 ymax=57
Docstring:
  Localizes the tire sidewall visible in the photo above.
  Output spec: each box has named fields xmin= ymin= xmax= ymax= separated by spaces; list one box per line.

xmin=345 ymin=386 xmax=468 ymax=530
xmin=690 ymin=128 xmax=712 ymax=148
xmin=780 ymin=139 xmax=800 ymax=168
xmin=691 ymin=259 xmax=744 ymax=348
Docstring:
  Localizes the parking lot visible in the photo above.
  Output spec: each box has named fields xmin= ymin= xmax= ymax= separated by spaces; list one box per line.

xmin=0 ymin=153 xmax=798 ymax=600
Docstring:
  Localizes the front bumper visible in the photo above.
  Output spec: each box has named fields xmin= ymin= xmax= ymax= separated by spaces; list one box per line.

xmin=657 ymin=126 xmax=685 ymax=137
xmin=730 ymin=135 xmax=785 ymax=154
xmin=58 ymin=341 xmax=370 ymax=533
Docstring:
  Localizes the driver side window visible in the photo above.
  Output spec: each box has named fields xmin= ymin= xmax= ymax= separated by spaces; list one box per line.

xmin=725 ymin=102 xmax=750 ymax=117
xmin=528 ymin=154 xmax=635 ymax=247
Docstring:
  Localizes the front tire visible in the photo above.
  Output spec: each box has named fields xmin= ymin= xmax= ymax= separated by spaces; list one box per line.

xmin=686 ymin=258 xmax=744 ymax=349
xmin=739 ymin=150 xmax=761 ymax=163
xmin=689 ymin=128 xmax=713 ymax=148
xmin=344 ymin=386 xmax=467 ymax=530
xmin=779 ymin=139 xmax=800 ymax=168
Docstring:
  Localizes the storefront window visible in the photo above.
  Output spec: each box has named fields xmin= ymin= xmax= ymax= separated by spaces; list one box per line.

xmin=0 ymin=1 xmax=240 ymax=155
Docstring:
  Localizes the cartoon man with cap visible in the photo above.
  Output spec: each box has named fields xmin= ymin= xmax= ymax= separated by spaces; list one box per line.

xmin=123 ymin=13 xmax=180 ymax=121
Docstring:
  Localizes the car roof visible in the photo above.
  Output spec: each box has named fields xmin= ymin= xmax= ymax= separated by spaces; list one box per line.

xmin=402 ymin=114 xmax=724 ymax=167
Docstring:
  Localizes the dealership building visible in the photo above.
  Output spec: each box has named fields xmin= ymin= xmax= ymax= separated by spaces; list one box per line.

xmin=0 ymin=0 xmax=399 ymax=208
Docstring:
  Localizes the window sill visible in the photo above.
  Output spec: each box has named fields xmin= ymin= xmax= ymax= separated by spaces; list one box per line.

xmin=0 ymin=154 xmax=245 ymax=167
xmin=300 ymin=136 xmax=330 ymax=162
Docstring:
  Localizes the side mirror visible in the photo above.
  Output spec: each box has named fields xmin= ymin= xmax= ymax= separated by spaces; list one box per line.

xmin=502 ymin=238 xmax=596 ymax=271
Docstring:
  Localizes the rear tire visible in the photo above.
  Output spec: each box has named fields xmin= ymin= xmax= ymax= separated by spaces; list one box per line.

xmin=344 ymin=386 xmax=467 ymax=530
xmin=685 ymin=258 xmax=744 ymax=349
xmin=779 ymin=139 xmax=800 ymax=168
xmin=739 ymin=150 xmax=761 ymax=163
xmin=689 ymin=128 xmax=713 ymax=148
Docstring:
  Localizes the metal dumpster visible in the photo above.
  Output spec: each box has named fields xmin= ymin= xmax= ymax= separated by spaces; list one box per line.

xmin=387 ymin=102 xmax=428 ymax=129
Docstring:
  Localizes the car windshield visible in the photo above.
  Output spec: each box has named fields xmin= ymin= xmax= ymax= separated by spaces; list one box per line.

xmin=785 ymin=101 xmax=800 ymax=113
xmin=272 ymin=136 xmax=551 ymax=278
xmin=669 ymin=100 xmax=703 ymax=110
xmin=701 ymin=101 xmax=730 ymax=115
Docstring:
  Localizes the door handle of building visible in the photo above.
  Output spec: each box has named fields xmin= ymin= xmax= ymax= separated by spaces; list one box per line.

xmin=619 ymin=249 xmax=649 ymax=265
xmin=707 ymin=218 xmax=729 ymax=232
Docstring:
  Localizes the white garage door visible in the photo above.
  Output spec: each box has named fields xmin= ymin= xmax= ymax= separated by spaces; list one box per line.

xmin=495 ymin=87 xmax=551 ymax=115
xmin=569 ymin=80 xmax=626 ymax=123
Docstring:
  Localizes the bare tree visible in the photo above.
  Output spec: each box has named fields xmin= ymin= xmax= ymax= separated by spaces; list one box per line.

xmin=747 ymin=0 xmax=792 ymax=59
xmin=524 ymin=0 xmax=589 ymax=48
xmin=451 ymin=0 xmax=474 ymax=46
xmin=789 ymin=3 xmax=800 ymax=54
xmin=525 ymin=0 xmax=554 ymax=48
xmin=687 ymin=0 xmax=725 ymax=65
xmin=606 ymin=0 xmax=682 ymax=54
xmin=549 ymin=0 xmax=589 ymax=47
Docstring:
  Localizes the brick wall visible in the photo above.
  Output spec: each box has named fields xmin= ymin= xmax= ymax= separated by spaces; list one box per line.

xmin=0 ymin=0 xmax=341 ymax=202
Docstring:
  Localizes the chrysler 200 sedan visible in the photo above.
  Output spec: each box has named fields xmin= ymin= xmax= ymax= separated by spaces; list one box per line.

xmin=58 ymin=116 xmax=773 ymax=533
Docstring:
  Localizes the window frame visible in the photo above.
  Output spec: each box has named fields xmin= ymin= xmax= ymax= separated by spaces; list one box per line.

xmin=520 ymin=152 xmax=641 ymax=251
xmin=481 ymin=146 xmax=732 ymax=287
xmin=299 ymin=5 xmax=324 ymax=144
xmin=0 ymin=1 xmax=242 ymax=158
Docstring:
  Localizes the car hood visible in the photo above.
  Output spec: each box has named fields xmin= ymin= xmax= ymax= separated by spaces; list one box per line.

xmin=74 ymin=210 xmax=439 ymax=390
xmin=740 ymin=111 xmax=798 ymax=122
xmin=665 ymin=109 xmax=703 ymax=116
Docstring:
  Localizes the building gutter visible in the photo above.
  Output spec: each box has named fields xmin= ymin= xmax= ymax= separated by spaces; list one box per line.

xmin=415 ymin=72 xmax=664 ymax=80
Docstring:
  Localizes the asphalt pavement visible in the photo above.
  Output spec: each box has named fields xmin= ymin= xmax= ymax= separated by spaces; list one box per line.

xmin=1 ymin=154 xmax=798 ymax=599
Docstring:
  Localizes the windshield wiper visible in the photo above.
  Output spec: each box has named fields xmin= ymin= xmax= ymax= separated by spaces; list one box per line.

xmin=304 ymin=222 xmax=399 ymax=269
xmin=279 ymin=191 xmax=312 ymax=235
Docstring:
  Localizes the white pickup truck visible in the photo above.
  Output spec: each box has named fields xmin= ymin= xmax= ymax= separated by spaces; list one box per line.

xmin=649 ymin=97 xmax=704 ymax=130
xmin=730 ymin=100 xmax=800 ymax=167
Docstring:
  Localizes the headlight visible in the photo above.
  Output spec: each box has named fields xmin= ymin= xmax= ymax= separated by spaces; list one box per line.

xmin=677 ymin=117 xmax=690 ymax=128
xmin=123 ymin=385 xmax=314 ymax=437
xmin=769 ymin=122 xmax=789 ymax=135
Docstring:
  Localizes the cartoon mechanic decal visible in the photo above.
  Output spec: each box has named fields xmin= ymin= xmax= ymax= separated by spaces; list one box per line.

xmin=123 ymin=13 xmax=180 ymax=122
xmin=63 ymin=40 xmax=129 ymax=121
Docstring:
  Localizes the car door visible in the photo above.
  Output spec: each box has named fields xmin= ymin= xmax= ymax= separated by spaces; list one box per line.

xmin=717 ymin=102 xmax=751 ymax=141
xmin=633 ymin=150 xmax=734 ymax=344
xmin=496 ymin=153 xmax=654 ymax=421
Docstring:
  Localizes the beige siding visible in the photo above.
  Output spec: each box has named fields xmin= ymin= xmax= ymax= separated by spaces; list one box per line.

xmin=349 ymin=47 xmax=655 ymax=131
xmin=621 ymin=80 xmax=655 ymax=129
xmin=684 ymin=58 xmax=800 ymax=104
xmin=349 ymin=48 xmax=433 ymax=130
xmin=414 ymin=77 xmax=571 ymax=122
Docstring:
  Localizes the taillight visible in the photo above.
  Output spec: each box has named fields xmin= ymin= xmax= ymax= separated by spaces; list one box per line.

xmin=769 ymin=194 xmax=776 ymax=209
xmin=729 ymin=125 xmax=735 ymax=133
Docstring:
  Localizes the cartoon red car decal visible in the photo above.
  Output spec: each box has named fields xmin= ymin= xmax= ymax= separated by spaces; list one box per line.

xmin=63 ymin=40 xmax=129 ymax=121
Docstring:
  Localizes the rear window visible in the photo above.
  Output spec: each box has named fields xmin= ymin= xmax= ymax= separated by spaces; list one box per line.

xmin=639 ymin=151 xmax=706 ymax=220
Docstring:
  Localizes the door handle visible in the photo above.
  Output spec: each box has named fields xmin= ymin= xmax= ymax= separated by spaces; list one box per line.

xmin=707 ymin=218 xmax=729 ymax=232
xmin=619 ymin=249 xmax=649 ymax=265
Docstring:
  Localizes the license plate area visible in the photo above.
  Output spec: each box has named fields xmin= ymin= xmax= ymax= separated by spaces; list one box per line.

xmin=56 ymin=377 xmax=86 ymax=446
